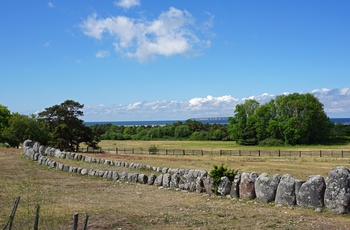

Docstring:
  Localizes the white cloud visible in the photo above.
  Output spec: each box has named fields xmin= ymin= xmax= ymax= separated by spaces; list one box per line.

xmin=80 ymin=7 xmax=212 ymax=62
xmin=83 ymin=88 xmax=350 ymax=121
xmin=95 ymin=50 xmax=110 ymax=58
xmin=312 ymin=87 xmax=350 ymax=116
xmin=114 ymin=0 xmax=140 ymax=9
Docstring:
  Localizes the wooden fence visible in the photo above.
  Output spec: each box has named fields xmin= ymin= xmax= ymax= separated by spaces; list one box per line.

xmin=78 ymin=147 xmax=350 ymax=158
xmin=2 ymin=196 xmax=88 ymax=230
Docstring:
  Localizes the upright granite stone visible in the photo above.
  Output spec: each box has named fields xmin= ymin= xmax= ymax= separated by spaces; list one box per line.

xmin=255 ymin=173 xmax=281 ymax=203
xmin=324 ymin=166 xmax=350 ymax=214
xmin=297 ymin=175 xmax=325 ymax=208
xmin=218 ymin=176 xmax=232 ymax=196
xmin=230 ymin=172 xmax=241 ymax=198
xmin=239 ymin=172 xmax=258 ymax=199
xmin=275 ymin=174 xmax=296 ymax=206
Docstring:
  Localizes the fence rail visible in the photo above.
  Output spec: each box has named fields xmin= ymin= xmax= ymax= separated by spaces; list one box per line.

xmin=77 ymin=147 xmax=350 ymax=158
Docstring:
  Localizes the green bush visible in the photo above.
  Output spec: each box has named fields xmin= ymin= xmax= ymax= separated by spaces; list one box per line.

xmin=259 ymin=138 xmax=285 ymax=146
xmin=148 ymin=145 xmax=159 ymax=154
xmin=209 ymin=164 xmax=237 ymax=195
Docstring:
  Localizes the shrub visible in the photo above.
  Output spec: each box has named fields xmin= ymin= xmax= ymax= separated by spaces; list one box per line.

xmin=148 ymin=145 xmax=159 ymax=154
xmin=209 ymin=164 xmax=237 ymax=195
xmin=259 ymin=138 xmax=285 ymax=146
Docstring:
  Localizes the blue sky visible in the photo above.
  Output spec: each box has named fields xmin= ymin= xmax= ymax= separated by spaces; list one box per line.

xmin=1 ymin=0 xmax=350 ymax=121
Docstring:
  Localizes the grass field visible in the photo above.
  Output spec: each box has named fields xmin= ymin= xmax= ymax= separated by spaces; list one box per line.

xmin=2 ymin=140 xmax=350 ymax=229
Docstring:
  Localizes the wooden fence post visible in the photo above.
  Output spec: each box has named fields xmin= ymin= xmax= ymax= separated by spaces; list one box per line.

xmin=33 ymin=204 xmax=40 ymax=230
xmin=183 ymin=150 xmax=185 ymax=155
xmin=72 ymin=213 xmax=79 ymax=230
xmin=320 ymin=150 xmax=322 ymax=157
xmin=342 ymin=150 xmax=344 ymax=158
xmin=258 ymin=150 xmax=260 ymax=157
xmin=83 ymin=213 xmax=89 ymax=230
xmin=201 ymin=150 xmax=203 ymax=156
xmin=278 ymin=149 xmax=281 ymax=157
xmin=3 ymin=196 xmax=20 ymax=230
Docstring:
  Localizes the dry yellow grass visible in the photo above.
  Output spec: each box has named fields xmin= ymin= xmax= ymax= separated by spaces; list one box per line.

xmin=2 ymin=146 xmax=350 ymax=229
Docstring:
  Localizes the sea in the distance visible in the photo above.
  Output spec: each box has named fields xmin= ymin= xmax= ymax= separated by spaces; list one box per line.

xmin=85 ymin=117 xmax=350 ymax=126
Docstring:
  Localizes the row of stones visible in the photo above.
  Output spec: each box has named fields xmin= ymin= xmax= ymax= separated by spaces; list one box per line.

xmin=24 ymin=140 xmax=350 ymax=214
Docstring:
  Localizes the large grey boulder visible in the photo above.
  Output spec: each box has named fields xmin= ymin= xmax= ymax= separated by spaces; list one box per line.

xmin=218 ymin=176 xmax=232 ymax=196
xmin=255 ymin=173 xmax=281 ymax=203
xmin=324 ymin=166 xmax=350 ymax=214
xmin=230 ymin=172 xmax=241 ymax=198
xmin=297 ymin=175 xmax=325 ymax=208
xmin=239 ymin=172 xmax=258 ymax=199
xmin=275 ymin=174 xmax=296 ymax=206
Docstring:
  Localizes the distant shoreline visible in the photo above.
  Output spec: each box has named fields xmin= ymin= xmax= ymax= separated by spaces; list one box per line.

xmin=85 ymin=117 xmax=350 ymax=126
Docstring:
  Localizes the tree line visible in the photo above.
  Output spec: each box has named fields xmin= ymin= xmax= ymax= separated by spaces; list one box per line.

xmin=90 ymin=119 xmax=229 ymax=141
xmin=1 ymin=93 xmax=349 ymax=151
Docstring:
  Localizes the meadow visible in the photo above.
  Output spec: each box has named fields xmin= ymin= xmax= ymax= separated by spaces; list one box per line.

xmin=2 ymin=140 xmax=350 ymax=229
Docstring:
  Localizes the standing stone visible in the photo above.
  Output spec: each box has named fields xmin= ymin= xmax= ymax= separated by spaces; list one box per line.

xmin=138 ymin=174 xmax=148 ymax=184
xmin=230 ymin=172 xmax=241 ymax=198
xmin=240 ymin=172 xmax=258 ymax=199
xmin=297 ymin=175 xmax=325 ymax=208
xmin=324 ymin=166 xmax=350 ymax=214
xmin=170 ymin=173 xmax=180 ymax=189
xmin=179 ymin=174 xmax=196 ymax=192
xmin=81 ymin=169 xmax=88 ymax=175
xmin=39 ymin=145 xmax=45 ymax=154
xmin=162 ymin=173 xmax=171 ymax=188
xmin=148 ymin=174 xmax=157 ymax=185
xmin=154 ymin=174 xmax=163 ymax=186
xmin=120 ymin=172 xmax=128 ymax=181
xmin=203 ymin=176 xmax=215 ymax=195
xmin=275 ymin=174 xmax=296 ymax=206
xmin=255 ymin=173 xmax=281 ymax=203
xmin=196 ymin=176 xmax=206 ymax=193
xmin=112 ymin=171 xmax=119 ymax=180
xmin=218 ymin=176 xmax=232 ymax=196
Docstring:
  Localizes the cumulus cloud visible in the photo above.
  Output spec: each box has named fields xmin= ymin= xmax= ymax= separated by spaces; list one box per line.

xmin=114 ymin=0 xmax=140 ymax=9
xmin=312 ymin=87 xmax=350 ymax=115
xmin=83 ymin=88 xmax=350 ymax=121
xmin=80 ymin=7 xmax=212 ymax=62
